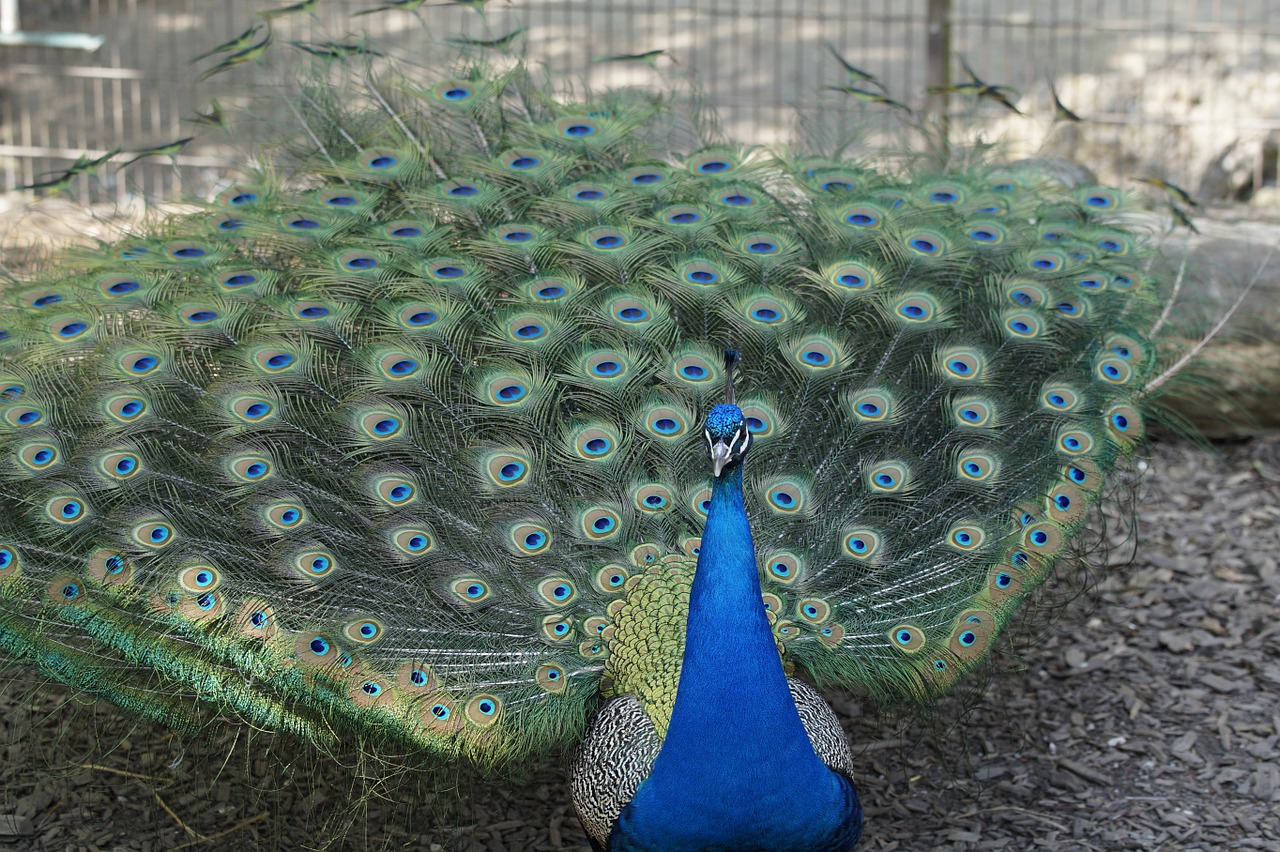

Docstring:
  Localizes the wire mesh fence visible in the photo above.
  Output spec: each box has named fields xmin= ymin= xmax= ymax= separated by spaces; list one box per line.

xmin=1 ymin=0 xmax=1277 ymax=207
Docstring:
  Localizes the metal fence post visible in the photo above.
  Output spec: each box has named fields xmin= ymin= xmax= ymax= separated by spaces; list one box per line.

xmin=924 ymin=0 xmax=951 ymax=117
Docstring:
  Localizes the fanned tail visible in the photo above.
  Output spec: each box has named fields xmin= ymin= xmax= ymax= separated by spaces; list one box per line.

xmin=2 ymin=40 xmax=1165 ymax=768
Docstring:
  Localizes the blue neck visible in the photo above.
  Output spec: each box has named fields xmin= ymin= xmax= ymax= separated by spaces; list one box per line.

xmin=610 ymin=465 xmax=862 ymax=851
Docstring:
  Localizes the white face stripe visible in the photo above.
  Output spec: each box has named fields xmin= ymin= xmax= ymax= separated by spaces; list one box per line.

xmin=706 ymin=426 xmax=751 ymax=458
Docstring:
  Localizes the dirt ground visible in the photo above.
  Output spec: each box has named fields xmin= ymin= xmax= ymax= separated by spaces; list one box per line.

xmin=0 ymin=433 xmax=1276 ymax=852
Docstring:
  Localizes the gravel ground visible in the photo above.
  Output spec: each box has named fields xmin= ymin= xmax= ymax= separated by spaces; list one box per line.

xmin=0 ymin=434 xmax=1277 ymax=851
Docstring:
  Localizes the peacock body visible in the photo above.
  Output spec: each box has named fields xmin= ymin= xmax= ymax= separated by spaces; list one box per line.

xmin=1 ymin=54 xmax=1160 ymax=850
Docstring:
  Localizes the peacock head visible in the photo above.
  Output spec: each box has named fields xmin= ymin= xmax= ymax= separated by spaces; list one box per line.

xmin=703 ymin=349 xmax=750 ymax=478
xmin=704 ymin=403 xmax=751 ymax=478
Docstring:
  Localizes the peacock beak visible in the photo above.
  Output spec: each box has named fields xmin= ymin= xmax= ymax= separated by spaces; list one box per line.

xmin=710 ymin=440 xmax=733 ymax=478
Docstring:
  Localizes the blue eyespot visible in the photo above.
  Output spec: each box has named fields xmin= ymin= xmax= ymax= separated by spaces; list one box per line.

xmin=592 ymin=360 xmax=620 ymax=376
xmin=802 ymin=349 xmax=829 ymax=365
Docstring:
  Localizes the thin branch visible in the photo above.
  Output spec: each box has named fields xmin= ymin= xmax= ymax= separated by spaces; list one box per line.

xmin=1145 ymin=243 xmax=1275 ymax=393
xmin=1147 ymin=234 xmax=1191 ymax=339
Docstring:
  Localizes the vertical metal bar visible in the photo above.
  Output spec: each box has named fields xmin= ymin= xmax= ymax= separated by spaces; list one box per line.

xmin=1 ymin=0 xmax=18 ymax=36
xmin=924 ymin=0 xmax=951 ymax=116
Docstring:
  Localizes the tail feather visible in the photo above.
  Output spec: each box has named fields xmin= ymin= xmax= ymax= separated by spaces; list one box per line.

xmin=0 ymin=52 xmax=1163 ymax=763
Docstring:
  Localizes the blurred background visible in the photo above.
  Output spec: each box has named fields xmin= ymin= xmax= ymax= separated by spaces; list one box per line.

xmin=1 ymin=0 xmax=1278 ymax=208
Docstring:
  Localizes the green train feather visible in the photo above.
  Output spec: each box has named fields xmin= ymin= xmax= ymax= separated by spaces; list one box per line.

xmin=2 ymin=53 xmax=1164 ymax=846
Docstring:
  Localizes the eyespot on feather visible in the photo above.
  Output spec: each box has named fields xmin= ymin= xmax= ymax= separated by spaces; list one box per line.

xmin=86 ymin=549 xmax=129 ymax=586
xmin=177 ymin=565 xmax=221 ymax=594
xmin=889 ymin=624 xmax=925 ymax=652
xmin=764 ymin=552 xmax=802 ymax=584
xmin=465 ymin=694 xmax=502 ymax=727
xmin=841 ymin=529 xmax=882 ymax=560
xmin=541 ymin=614 xmax=575 ymax=643
xmin=235 ymin=599 xmax=277 ymax=640
xmin=536 ymin=663 xmax=568 ymax=694
xmin=342 ymin=617 xmax=386 ymax=646
xmin=0 ymin=546 xmax=19 ymax=580
xmin=392 ymin=528 xmax=435 ymax=555
xmin=509 ymin=523 xmax=551 ymax=555
xmin=537 ymin=578 xmax=577 ymax=607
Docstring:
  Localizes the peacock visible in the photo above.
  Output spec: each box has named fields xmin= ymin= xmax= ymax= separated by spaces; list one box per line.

xmin=1 ymin=37 xmax=1173 ymax=850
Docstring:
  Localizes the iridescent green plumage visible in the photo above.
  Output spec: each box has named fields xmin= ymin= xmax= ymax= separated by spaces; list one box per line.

xmin=1 ymin=57 xmax=1160 ymax=782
